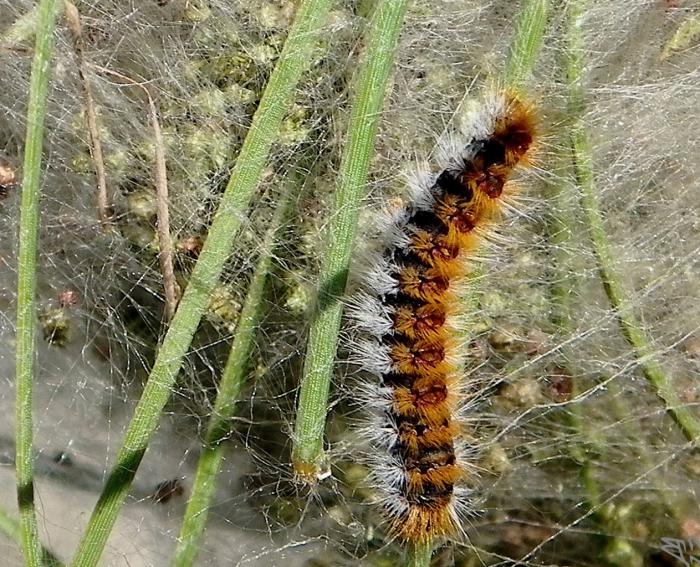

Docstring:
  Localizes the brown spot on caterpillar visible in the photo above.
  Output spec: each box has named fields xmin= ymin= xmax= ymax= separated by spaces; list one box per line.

xmin=390 ymin=339 xmax=446 ymax=374
xmin=407 ymin=463 xmax=460 ymax=494
xmin=393 ymin=384 xmax=452 ymax=425
xmin=409 ymin=230 xmax=459 ymax=265
xmin=397 ymin=267 xmax=449 ymax=301
xmin=495 ymin=95 xmax=537 ymax=166
xmin=413 ymin=381 xmax=448 ymax=408
xmin=473 ymin=169 xmax=506 ymax=199
xmin=393 ymin=303 xmax=446 ymax=340
xmin=461 ymin=159 xmax=511 ymax=200
xmin=433 ymin=193 xmax=478 ymax=233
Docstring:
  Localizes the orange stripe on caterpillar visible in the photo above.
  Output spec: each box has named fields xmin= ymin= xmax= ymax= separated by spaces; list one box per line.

xmin=397 ymin=421 xmax=461 ymax=454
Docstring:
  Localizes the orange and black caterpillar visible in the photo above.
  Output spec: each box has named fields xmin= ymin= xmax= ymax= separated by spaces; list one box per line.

xmin=351 ymin=91 xmax=537 ymax=543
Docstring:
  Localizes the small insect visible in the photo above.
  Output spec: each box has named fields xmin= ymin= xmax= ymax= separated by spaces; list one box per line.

xmin=58 ymin=289 xmax=79 ymax=308
xmin=0 ymin=158 xmax=16 ymax=200
xmin=52 ymin=451 xmax=73 ymax=467
xmin=544 ymin=366 xmax=574 ymax=403
xmin=176 ymin=234 xmax=205 ymax=258
xmin=151 ymin=478 xmax=185 ymax=504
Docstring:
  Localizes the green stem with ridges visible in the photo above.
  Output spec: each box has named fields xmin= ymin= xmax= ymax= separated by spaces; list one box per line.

xmin=171 ymin=170 xmax=300 ymax=567
xmin=0 ymin=506 xmax=64 ymax=567
xmin=291 ymin=0 xmax=408 ymax=480
xmin=1 ymin=2 xmax=63 ymax=51
xmin=408 ymin=540 xmax=433 ymax=567
xmin=546 ymin=4 xmax=691 ymax=561
xmin=544 ymin=154 xmax=621 ymax=555
xmin=69 ymin=2 xmax=333 ymax=565
xmin=505 ymin=0 xmax=550 ymax=90
xmin=15 ymin=1 xmax=58 ymax=566
xmin=565 ymin=0 xmax=700 ymax=445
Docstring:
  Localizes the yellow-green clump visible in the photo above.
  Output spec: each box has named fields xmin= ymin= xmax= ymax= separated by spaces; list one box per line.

xmin=283 ymin=271 xmax=313 ymax=314
xmin=39 ymin=308 xmax=71 ymax=347
xmin=70 ymin=152 xmax=94 ymax=176
xmin=126 ymin=189 xmax=157 ymax=222
xmin=278 ymin=104 xmax=311 ymax=145
xmin=662 ymin=12 xmax=700 ymax=60
xmin=121 ymin=222 xmax=158 ymax=252
xmin=482 ymin=444 xmax=512 ymax=475
xmin=191 ymin=88 xmax=229 ymax=118
xmin=251 ymin=43 xmax=279 ymax=67
xmin=202 ymin=52 xmax=258 ymax=88
xmin=224 ymin=83 xmax=257 ymax=106
xmin=183 ymin=0 xmax=212 ymax=23
xmin=183 ymin=125 xmax=234 ymax=171
xmin=206 ymin=284 xmax=242 ymax=334
xmin=497 ymin=377 xmax=544 ymax=410
xmin=257 ymin=1 xmax=296 ymax=30
xmin=602 ymin=539 xmax=643 ymax=567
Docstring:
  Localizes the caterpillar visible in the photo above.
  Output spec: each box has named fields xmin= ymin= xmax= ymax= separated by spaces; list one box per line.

xmin=351 ymin=90 xmax=537 ymax=543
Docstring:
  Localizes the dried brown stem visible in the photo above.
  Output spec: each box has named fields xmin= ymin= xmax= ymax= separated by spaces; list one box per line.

xmin=87 ymin=63 xmax=180 ymax=320
xmin=148 ymin=96 xmax=179 ymax=320
xmin=64 ymin=1 xmax=111 ymax=228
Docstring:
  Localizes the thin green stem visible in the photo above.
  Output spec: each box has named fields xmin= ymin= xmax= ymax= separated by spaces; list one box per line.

xmin=1 ymin=2 xmax=63 ymax=51
xmin=565 ymin=0 xmax=700 ymax=445
xmin=69 ymin=2 xmax=333 ymax=565
xmin=546 ymin=4 xmax=695 ymax=561
xmin=543 ymin=165 xmax=619 ymax=552
xmin=15 ymin=2 xmax=58 ymax=566
xmin=0 ymin=507 xmax=20 ymax=546
xmin=0 ymin=509 xmax=61 ymax=567
xmin=291 ymin=0 xmax=408 ymax=480
xmin=0 ymin=507 xmax=64 ymax=567
xmin=407 ymin=540 xmax=433 ymax=567
xmin=547 ymin=179 xmax=686 ymax=556
xmin=505 ymin=0 xmax=550 ymax=90
xmin=171 ymin=171 xmax=300 ymax=567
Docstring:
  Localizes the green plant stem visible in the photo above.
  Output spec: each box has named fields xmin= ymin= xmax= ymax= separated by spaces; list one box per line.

xmin=171 ymin=171 xmax=300 ymax=567
xmin=546 ymin=170 xmax=651 ymax=566
xmin=547 ymin=175 xmax=686 ymax=556
xmin=69 ymin=2 xmax=332 ymax=566
xmin=544 ymin=155 xmax=602 ymax=490
xmin=565 ymin=0 xmax=700 ymax=445
xmin=0 ymin=507 xmax=20 ymax=547
xmin=408 ymin=540 xmax=433 ymax=567
xmin=15 ymin=2 xmax=58 ymax=566
xmin=544 ymin=160 xmax=622 ymax=557
xmin=290 ymin=0 xmax=408 ymax=480
xmin=549 ymin=3 xmax=695 ymax=559
xmin=0 ymin=507 xmax=64 ymax=567
xmin=1 ymin=2 xmax=63 ymax=51
xmin=505 ymin=0 xmax=550 ymax=90
xmin=573 ymin=133 xmax=700 ymax=445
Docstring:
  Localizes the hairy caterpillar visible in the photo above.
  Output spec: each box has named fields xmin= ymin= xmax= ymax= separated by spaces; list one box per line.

xmin=351 ymin=90 xmax=537 ymax=542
